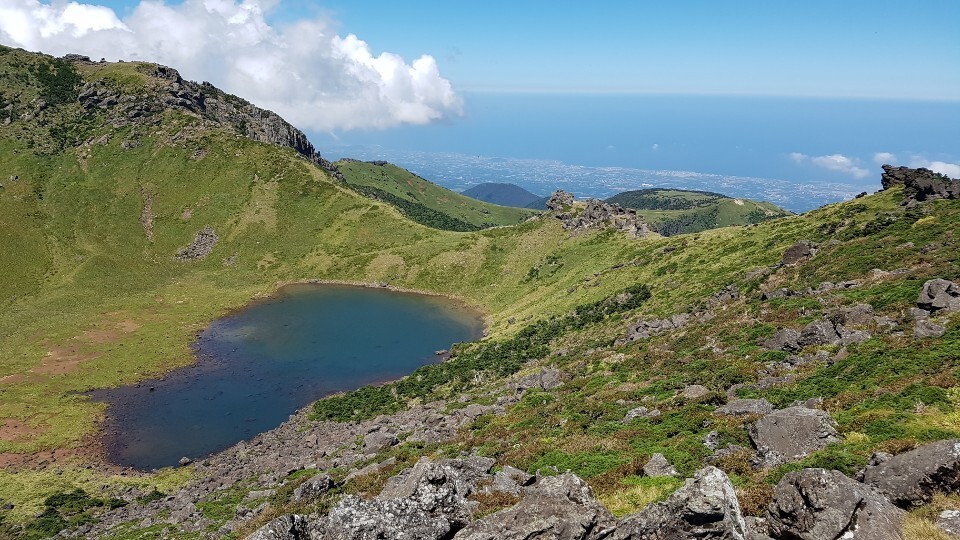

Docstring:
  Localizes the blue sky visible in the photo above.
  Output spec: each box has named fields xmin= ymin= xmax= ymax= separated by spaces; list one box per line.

xmin=63 ymin=0 xmax=960 ymax=100
xmin=313 ymin=0 xmax=960 ymax=99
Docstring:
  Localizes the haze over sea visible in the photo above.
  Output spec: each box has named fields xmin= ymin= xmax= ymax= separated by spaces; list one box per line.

xmin=320 ymin=92 xmax=960 ymax=212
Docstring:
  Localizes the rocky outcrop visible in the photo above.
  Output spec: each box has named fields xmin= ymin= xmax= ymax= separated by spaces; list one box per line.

xmin=861 ymin=439 xmax=960 ymax=507
xmin=763 ymin=328 xmax=801 ymax=352
xmin=623 ymin=406 xmax=661 ymax=423
xmin=781 ymin=240 xmax=818 ymax=265
xmin=643 ymin=453 xmax=678 ymax=477
xmin=246 ymin=514 xmax=316 ymax=540
xmin=767 ymin=468 xmax=905 ymax=540
xmin=548 ymin=191 xmax=652 ymax=237
xmin=175 ymin=226 xmax=218 ymax=260
xmin=320 ymin=457 xmax=493 ymax=540
xmin=546 ymin=190 xmax=575 ymax=212
xmin=514 ymin=367 xmax=565 ymax=392
xmin=748 ymin=407 xmax=840 ymax=467
xmin=454 ymin=472 xmax=615 ymax=540
xmin=716 ymin=399 xmax=774 ymax=417
xmin=70 ymin=59 xmax=343 ymax=178
xmin=612 ymin=466 xmax=747 ymax=539
xmin=881 ymin=164 xmax=960 ymax=206
xmin=917 ymin=278 xmax=960 ymax=314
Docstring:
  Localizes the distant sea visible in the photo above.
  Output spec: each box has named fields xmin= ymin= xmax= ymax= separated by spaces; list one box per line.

xmin=312 ymin=93 xmax=960 ymax=212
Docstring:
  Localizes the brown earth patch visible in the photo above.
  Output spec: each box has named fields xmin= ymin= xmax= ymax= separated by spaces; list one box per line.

xmin=0 ymin=419 xmax=42 ymax=442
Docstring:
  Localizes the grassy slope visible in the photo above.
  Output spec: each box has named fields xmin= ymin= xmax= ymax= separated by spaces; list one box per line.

xmin=607 ymin=188 xmax=793 ymax=236
xmin=335 ymin=159 xmax=537 ymax=230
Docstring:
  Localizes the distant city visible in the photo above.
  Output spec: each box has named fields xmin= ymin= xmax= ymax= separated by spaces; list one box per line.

xmin=328 ymin=146 xmax=872 ymax=213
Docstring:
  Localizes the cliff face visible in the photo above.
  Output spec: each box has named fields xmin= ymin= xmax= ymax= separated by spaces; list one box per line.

xmin=69 ymin=55 xmax=343 ymax=178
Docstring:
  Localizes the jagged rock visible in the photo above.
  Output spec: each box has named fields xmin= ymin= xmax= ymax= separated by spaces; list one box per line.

xmin=937 ymin=510 xmax=960 ymax=538
xmin=763 ymin=328 xmax=800 ymax=352
xmin=833 ymin=303 xmax=875 ymax=326
xmin=175 ymin=226 xmax=218 ymax=260
xmin=454 ymin=472 xmax=615 ymax=540
xmin=703 ymin=431 xmax=723 ymax=452
xmin=483 ymin=466 xmax=534 ymax=495
xmin=546 ymin=190 xmax=575 ymax=212
xmin=709 ymin=285 xmax=740 ymax=306
xmin=515 ymin=368 xmax=564 ymax=392
xmin=881 ymin=164 xmax=960 ymax=205
xmin=682 ymin=385 xmax=710 ymax=400
xmin=767 ymin=468 xmax=905 ymax=540
xmin=623 ymin=313 xmax=692 ymax=343
xmin=781 ymin=240 xmax=818 ymax=265
xmin=716 ymin=399 xmax=774 ymax=417
xmin=612 ymin=466 xmax=747 ymax=539
xmin=362 ymin=430 xmax=398 ymax=454
xmin=797 ymin=318 xmax=870 ymax=348
xmin=550 ymin=192 xmax=652 ymax=238
xmin=325 ymin=457 xmax=489 ymax=540
xmin=178 ymin=456 xmax=192 ymax=466
xmin=245 ymin=514 xmax=312 ymax=540
xmin=915 ymin=319 xmax=947 ymax=338
xmin=643 ymin=453 xmax=678 ymax=477
xmin=291 ymin=473 xmax=333 ymax=502
xmin=748 ymin=407 xmax=839 ymax=467
xmin=917 ymin=278 xmax=960 ymax=313
xmin=861 ymin=439 xmax=960 ymax=507
xmin=744 ymin=516 xmax=774 ymax=540
xmin=623 ymin=406 xmax=661 ymax=423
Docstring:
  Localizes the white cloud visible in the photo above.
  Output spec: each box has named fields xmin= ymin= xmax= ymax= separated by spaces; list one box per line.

xmin=910 ymin=159 xmax=960 ymax=179
xmin=789 ymin=152 xmax=870 ymax=179
xmin=0 ymin=0 xmax=462 ymax=131
xmin=873 ymin=152 xmax=896 ymax=165
xmin=651 ymin=143 xmax=659 ymax=151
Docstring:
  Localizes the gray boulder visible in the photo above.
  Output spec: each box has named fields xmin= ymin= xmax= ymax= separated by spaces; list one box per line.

xmin=622 ymin=406 xmax=661 ymax=423
xmin=861 ymin=439 xmax=960 ymax=507
xmin=547 ymin=190 xmax=575 ymax=212
xmin=454 ymin=472 xmax=615 ymax=540
xmin=612 ymin=466 xmax=747 ymax=539
xmin=516 ymin=368 xmax=565 ymax=392
xmin=748 ymin=407 xmax=839 ymax=467
xmin=918 ymin=278 xmax=960 ymax=314
xmin=323 ymin=457 xmax=491 ymax=540
xmin=292 ymin=473 xmax=333 ymax=503
xmin=798 ymin=319 xmax=840 ymax=347
xmin=763 ymin=328 xmax=800 ymax=352
xmin=937 ymin=509 xmax=960 ymax=538
xmin=781 ymin=241 xmax=818 ymax=265
xmin=643 ymin=453 xmax=678 ymax=477
xmin=716 ymin=399 xmax=774 ymax=417
xmin=682 ymin=385 xmax=710 ymax=400
xmin=175 ymin=225 xmax=218 ymax=260
xmin=915 ymin=319 xmax=947 ymax=338
xmin=767 ymin=468 xmax=905 ymax=540
xmin=362 ymin=430 xmax=398 ymax=454
xmin=245 ymin=514 xmax=311 ymax=540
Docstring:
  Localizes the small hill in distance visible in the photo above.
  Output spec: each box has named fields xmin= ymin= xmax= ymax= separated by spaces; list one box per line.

xmin=460 ymin=182 xmax=543 ymax=208
xmin=336 ymin=160 xmax=538 ymax=231
xmin=606 ymin=188 xmax=793 ymax=236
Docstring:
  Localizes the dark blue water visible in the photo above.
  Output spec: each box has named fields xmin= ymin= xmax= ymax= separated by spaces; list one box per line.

xmin=316 ymin=93 xmax=960 ymax=211
xmin=92 ymin=284 xmax=483 ymax=470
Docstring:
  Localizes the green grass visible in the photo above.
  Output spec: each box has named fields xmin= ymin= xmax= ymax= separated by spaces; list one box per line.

xmin=335 ymin=159 xmax=537 ymax=230
xmin=606 ymin=188 xmax=792 ymax=236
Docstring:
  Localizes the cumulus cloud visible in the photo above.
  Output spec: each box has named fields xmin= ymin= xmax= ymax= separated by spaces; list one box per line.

xmin=789 ymin=152 xmax=870 ymax=179
xmin=0 ymin=0 xmax=463 ymax=131
xmin=873 ymin=152 xmax=896 ymax=165
xmin=910 ymin=159 xmax=960 ymax=179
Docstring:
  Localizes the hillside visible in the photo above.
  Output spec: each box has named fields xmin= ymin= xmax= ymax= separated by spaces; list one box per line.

xmin=0 ymin=47 xmax=959 ymax=540
xmin=460 ymin=182 xmax=543 ymax=208
xmin=607 ymin=188 xmax=793 ymax=235
xmin=335 ymin=160 xmax=537 ymax=231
